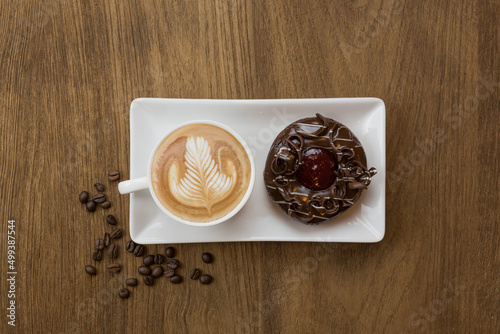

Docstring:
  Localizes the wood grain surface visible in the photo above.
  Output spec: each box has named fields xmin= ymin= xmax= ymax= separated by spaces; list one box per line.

xmin=1 ymin=0 xmax=499 ymax=333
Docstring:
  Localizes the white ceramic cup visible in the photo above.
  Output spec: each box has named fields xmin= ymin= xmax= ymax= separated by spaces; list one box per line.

xmin=118 ymin=120 xmax=256 ymax=227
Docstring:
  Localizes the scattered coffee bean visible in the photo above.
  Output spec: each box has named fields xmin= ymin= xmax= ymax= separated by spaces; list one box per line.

xmin=106 ymin=214 xmax=117 ymax=225
xmin=165 ymin=247 xmax=175 ymax=258
xmin=104 ymin=233 xmax=110 ymax=247
xmin=86 ymin=201 xmax=97 ymax=212
xmin=190 ymin=268 xmax=201 ymax=280
xmin=108 ymin=244 xmax=118 ymax=259
xmin=170 ymin=275 xmax=182 ymax=284
xmin=151 ymin=266 xmax=164 ymax=278
xmin=166 ymin=259 xmax=179 ymax=269
xmin=200 ymin=275 xmax=213 ymax=285
xmin=107 ymin=263 xmax=121 ymax=273
xmin=101 ymin=201 xmax=111 ymax=209
xmin=126 ymin=278 xmax=138 ymax=287
xmin=110 ymin=228 xmax=122 ymax=240
xmin=79 ymin=191 xmax=89 ymax=203
xmin=94 ymin=239 xmax=105 ymax=250
xmin=134 ymin=245 xmax=145 ymax=257
xmin=164 ymin=269 xmax=175 ymax=278
xmin=94 ymin=183 xmax=105 ymax=192
xmin=143 ymin=276 xmax=154 ymax=286
xmin=143 ymin=255 xmax=154 ymax=266
xmin=118 ymin=288 xmax=130 ymax=299
xmin=93 ymin=194 xmax=106 ymax=204
xmin=85 ymin=265 xmax=97 ymax=275
xmin=92 ymin=250 xmax=102 ymax=261
xmin=138 ymin=266 xmax=152 ymax=276
xmin=108 ymin=170 xmax=120 ymax=181
xmin=126 ymin=240 xmax=136 ymax=252
xmin=154 ymin=254 xmax=164 ymax=265
xmin=202 ymin=253 xmax=213 ymax=263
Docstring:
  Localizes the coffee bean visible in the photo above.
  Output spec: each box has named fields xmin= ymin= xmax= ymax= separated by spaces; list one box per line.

xmin=92 ymin=250 xmax=102 ymax=261
xmin=85 ymin=265 xmax=96 ymax=275
xmin=79 ymin=191 xmax=89 ymax=203
xmin=86 ymin=201 xmax=97 ymax=212
xmin=108 ymin=244 xmax=118 ymax=259
xmin=165 ymin=247 xmax=175 ymax=258
xmin=138 ymin=266 xmax=151 ymax=276
xmin=143 ymin=276 xmax=154 ymax=286
xmin=94 ymin=239 xmax=105 ymax=250
xmin=154 ymin=254 xmax=164 ymax=265
xmin=189 ymin=268 xmax=201 ymax=280
xmin=104 ymin=233 xmax=110 ymax=247
xmin=108 ymin=170 xmax=120 ymax=181
xmin=93 ymin=194 xmax=106 ymax=204
xmin=101 ymin=201 xmax=111 ymax=209
xmin=143 ymin=255 xmax=154 ymax=266
xmin=170 ymin=275 xmax=182 ymax=284
xmin=133 ymin=245 xmax=145 ymax=257
xmin=110 ymin=228 xmax=122 ymax=240
xmin=126 ymin=240 xmax=136 ymax=252
xmin=202 ymin=253 xmax=213 ymax=263
xmin=151 ymin=266 xmax=164 ymax=278
xmin=126 ymin=278 xmax=138 ymax=287
xmin=107 ymin=263 xmax=121 ymax=273
xmin=118 ymin=288 xmax=130 ymax=299
xmin=166 ymin=259 xmax=179 ymax=269
xmin=94 ymin=183 xmax=105 ymax=192
xmin=164 ymin=269 xmax=175 ymax=278
xmin=200 ymin=275 xmax=213 ymax=285
xmin=106 ymin=215 xmax=117 ymax=225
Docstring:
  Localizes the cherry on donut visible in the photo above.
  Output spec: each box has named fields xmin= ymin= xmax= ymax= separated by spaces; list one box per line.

xmin=295 ymin=147 xmax=336 ymax=190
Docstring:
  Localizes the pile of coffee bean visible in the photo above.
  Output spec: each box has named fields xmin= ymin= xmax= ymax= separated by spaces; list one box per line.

xmin=132 ymin=247 xmax=214 ymax=286
xmin=84 ymin=170 xmax=214 ymax=300
xmin=136 ymin=250 xmax=182 ymax=286
xmin=87 ymin=243 xmax=215 ymax=296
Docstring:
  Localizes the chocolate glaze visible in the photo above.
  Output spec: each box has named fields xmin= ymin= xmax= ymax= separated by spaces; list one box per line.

xmin=263 ymin=114 xmax=377 ymax=225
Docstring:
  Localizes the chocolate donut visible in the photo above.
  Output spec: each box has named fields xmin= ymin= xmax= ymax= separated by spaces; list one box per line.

xmin=263 ymin=113 xmax=377 ymax=225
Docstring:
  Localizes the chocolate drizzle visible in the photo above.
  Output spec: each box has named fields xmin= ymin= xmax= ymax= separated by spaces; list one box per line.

xmin=263 ymin=113 xmax=377 ymax=225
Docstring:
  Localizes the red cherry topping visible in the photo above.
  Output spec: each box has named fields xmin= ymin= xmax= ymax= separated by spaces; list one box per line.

xmin=295 ymin=147 xmax=336 ymax=190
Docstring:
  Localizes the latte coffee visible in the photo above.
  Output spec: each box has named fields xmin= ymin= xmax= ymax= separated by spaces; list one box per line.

xmin=151 ymin=124 xmax=252 ymax=223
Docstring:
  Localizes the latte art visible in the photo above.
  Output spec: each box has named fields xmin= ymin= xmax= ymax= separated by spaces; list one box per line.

xmin=168 ymin=137 xmax=236 ymax=215
xmin=151 ymin=124 xmax=252 ymax=223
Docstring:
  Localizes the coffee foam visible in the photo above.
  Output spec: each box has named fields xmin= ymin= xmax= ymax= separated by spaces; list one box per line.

xmin=152 ymin=124 xmax=251 ymax=222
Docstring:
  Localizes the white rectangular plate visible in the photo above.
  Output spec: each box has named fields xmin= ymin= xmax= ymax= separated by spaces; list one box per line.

xmin=129 ymin=98 xmax=385 ymax=244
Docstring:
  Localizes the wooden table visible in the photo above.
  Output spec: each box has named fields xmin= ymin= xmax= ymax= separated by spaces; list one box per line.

xmin=1 ymin=0 xmax=498 ymax=333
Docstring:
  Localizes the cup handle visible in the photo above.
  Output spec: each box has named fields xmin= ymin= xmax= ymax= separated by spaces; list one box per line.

xmin=118 ymin=176 xmax=149 ymax=194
